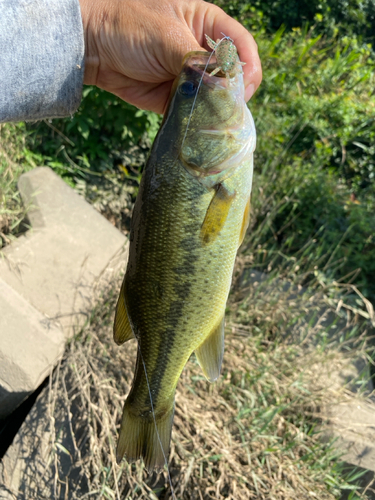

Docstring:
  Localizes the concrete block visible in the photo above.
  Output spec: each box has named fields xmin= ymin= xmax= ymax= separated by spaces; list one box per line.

xmin=324 ymin=400 xmax=375 ymax=473
xmin=0 ymin=243 xmax=128 ymax=497
xmin=0 ymin=167 xmax=127 ymax=338
xmin=0 ymin=167 xmax=127 ymax=419
xmin=0 ymin=278 xmax=65 ymax=419
xmin=239 ymin=269 xmax=374 ymax=393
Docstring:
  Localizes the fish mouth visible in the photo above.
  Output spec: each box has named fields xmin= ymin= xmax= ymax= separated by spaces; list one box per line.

xmin=180 ymin=51 xmax=243 ymax=93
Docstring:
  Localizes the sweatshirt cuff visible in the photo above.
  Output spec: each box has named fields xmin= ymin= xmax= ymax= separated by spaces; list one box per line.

xmin=0 ymin=0 xmax=85 ymax=122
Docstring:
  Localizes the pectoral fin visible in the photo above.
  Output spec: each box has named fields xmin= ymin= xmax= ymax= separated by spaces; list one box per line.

xmin=113 ymin=281 xmax=134 ymax=345
xmin=238 ymin=196 xmax=251 ymax=247
xmin=195 ymin=316 xmax=225 ymax=382
xmin=200 ymin=184 xmax=236 ymax=245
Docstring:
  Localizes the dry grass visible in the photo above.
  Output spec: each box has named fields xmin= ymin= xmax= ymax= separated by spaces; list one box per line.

xmin=22 ymin=266 xmax=374 ymax=500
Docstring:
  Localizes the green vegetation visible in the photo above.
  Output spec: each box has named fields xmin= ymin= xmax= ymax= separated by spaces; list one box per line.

xmin=215 ymin=0 xmax=375 ymax=43
xmin=22 ymin=86 xmax=161 ymax=182
xmin=1 ymin=0 xmax=375 ymax=497
xmin=0 ymin=123 xmax=33 ymax=247
xmin=247 ymin=28 xmax=375 ymax=309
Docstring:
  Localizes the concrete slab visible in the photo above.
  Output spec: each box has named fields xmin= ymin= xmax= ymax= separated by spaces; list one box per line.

xmin=0 ymin=245 xmax=129 ymax=498
xmin=0 ymin=167 xmax=127 ymax=338
xmin=238 ymin=268 xmax=375 ymax=473
xmin=0 ymin=246 xmax=128 ymax=498
xmin=239 ymin=269 xmax=374 ymax=394
xmin=324 ymin=400 xmax=375 ymax=473
xmin=0 ymin=167 xmax=127 ymax=419
xmin=0 ymin=278 xmax=64 ymax=418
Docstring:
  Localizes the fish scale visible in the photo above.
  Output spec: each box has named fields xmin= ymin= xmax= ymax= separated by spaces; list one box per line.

xmin=114 ymin=51 xmax=256 ymax=470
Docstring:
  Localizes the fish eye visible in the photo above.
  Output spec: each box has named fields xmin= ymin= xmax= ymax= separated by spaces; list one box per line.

xmin=179 ymin=81 xmax=198 ymax=97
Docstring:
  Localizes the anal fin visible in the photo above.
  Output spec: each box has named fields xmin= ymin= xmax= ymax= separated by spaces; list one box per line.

xmin=200 ymin=184 xmax=236 ymax=245
xmin=113 ymin=280 xmax=134 ymax=345
xmin=195 ymin=316 xmax=225 ymax=382
xmin=238 ymin=196 xmax=251 ymax=247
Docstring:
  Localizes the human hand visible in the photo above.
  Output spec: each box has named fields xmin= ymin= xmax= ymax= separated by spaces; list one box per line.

xmin=79 ymin=0 xmax=262 ymax=114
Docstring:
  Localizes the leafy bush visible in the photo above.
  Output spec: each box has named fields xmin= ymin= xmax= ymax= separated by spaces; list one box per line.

xmin=214 ymin=0 xmax=375 ymax=44
xmin=253 ymin=28 xmax=375 ymax=189
xmin=246 ymin=27 xmax=375 ymax=302
xmin=24 ymin=87 xmax=161 ymax=183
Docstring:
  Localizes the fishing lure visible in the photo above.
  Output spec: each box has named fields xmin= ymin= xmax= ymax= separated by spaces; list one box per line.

xmin=205 ymin=34 xmax=246 ymax=78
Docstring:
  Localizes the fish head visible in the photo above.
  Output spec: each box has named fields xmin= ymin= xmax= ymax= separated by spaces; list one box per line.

xmin=163 ymin=51 xmax=256 ymax=188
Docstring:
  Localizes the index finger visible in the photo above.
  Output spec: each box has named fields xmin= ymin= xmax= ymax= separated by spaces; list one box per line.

xmin=195 ymin=3 xmax=262 ymax=101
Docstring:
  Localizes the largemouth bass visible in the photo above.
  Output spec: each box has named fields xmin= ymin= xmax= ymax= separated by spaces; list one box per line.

xmin=114 ymin=51 xmax=256 ymax=470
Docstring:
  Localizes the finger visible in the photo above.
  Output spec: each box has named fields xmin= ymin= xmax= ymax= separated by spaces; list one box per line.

xmin=109 ymin=76 xmax=173 ymax=114
xmin=197 ymin=3 xmax=262 ymax=101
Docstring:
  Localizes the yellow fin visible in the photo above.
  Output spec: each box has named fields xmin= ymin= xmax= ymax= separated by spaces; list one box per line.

xmin=200 ymin=184 xmax=236 ymax=245
xmin=116 ymin=398 xmax=175 ymax=471
xmin=238 ymin=196 xmax=251 ymax=247
xmin=195 ymin=316 xmax=225 ymax=382
xmin=113 ymin=281 xmax=134 ymax=345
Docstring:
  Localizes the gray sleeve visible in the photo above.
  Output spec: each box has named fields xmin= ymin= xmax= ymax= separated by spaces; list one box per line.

xmin=0 ymin=0 xmax=85 ymax=123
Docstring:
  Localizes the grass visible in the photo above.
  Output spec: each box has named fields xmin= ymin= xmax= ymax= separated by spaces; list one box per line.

xmin=0 ymin=123 xmax=33 ymax=248
xmin=15 ymin=266 xmax=374 ymax=499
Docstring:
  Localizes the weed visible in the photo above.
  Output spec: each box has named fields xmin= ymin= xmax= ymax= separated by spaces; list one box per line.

xmin=0 ymin=123 xmax=33 ymax=248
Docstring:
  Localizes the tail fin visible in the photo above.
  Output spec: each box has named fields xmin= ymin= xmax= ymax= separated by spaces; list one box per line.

xmin=116 ymin=400 xmax=175 ymax=471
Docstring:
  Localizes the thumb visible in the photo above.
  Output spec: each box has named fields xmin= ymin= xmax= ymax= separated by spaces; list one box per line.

xmin=161 ymin=28 xmax=203 ymax=77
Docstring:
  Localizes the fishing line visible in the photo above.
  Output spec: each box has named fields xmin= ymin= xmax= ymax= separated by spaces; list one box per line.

xmin=121 ymin=294 xmax=176 ymax=499
xmin=180 ymin=34 xmax=229 ymax=152
xmin=138 ymin=343 xmax=177 ymax=500
xmin=180 ymin=52 xmax=213 ymax=151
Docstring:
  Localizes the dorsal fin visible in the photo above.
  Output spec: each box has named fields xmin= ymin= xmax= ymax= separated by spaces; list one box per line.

xmin=195 ymin=316 xmax=225 ymax=382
